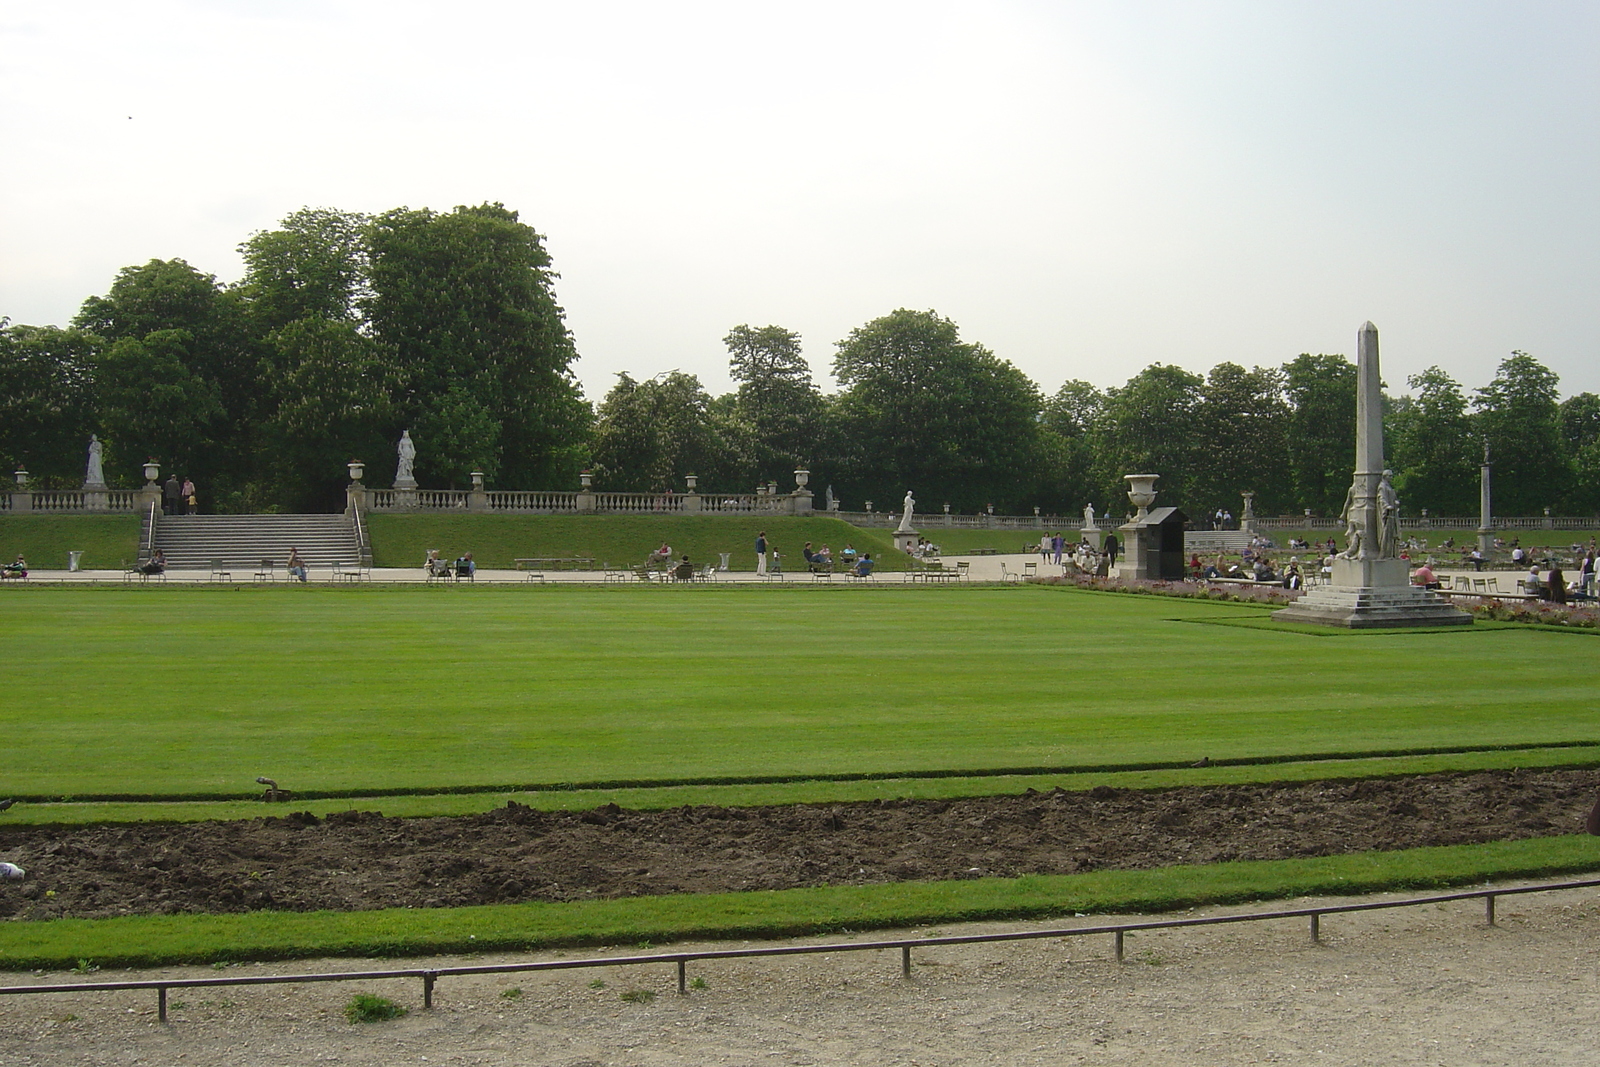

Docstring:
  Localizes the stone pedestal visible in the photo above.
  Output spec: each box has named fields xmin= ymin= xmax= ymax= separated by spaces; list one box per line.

xmin=1273 ymin=558 xmax=1470 ymax=629
xmin=892 ymin=528 xmax=920 ymax=554
xmin=1116 ymin=523 xmax=1150 ymax=582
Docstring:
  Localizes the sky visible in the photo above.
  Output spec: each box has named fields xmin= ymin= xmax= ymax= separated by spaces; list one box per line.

xmin=2 ymin=1 xmax=1596 ymax=404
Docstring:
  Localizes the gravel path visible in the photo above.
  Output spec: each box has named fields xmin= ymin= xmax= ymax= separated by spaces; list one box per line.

xmin=5 ymin=881 xmax=1599 ymax=1065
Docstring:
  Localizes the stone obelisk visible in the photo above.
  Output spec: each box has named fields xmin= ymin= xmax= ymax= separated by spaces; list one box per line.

xmin=1273 ymin=322 xmax=1470 ymax=628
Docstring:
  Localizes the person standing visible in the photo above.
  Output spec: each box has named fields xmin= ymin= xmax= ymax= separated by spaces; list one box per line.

xmin=755 ymin=530 xmax=768 ymax=575
xmin=163 ymin=474 xmax=181 ymax=515
xmin=181 ymin=477 xmax=197 ymax=515
xmin=1053 ymin=532 xmax=1064 ymax=565
xmin=1103 ymin=533 xmax=1119 ymax=573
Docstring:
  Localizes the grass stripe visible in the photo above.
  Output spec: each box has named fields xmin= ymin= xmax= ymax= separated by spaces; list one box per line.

xmin=4 ymin=836 xmax=1598 ymax=971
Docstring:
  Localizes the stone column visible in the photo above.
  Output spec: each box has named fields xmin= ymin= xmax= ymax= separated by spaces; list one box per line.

xmin=790 ymin=470 xmax=812 ymax=514
xmin=468 ymin=471 xmax=488 ymax=512
xmin=139 ymin=462 xmax=162 ymax=512
xmin=1476 ymin=449 xmax=1494 ymax=557
xmin=577 ymin=471 xmax=596 ymax=513
xmin=682 ymin=474 xmax=702 ymax=514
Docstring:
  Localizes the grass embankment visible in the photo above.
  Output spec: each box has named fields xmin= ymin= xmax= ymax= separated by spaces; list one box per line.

xmin=366 ymin=513 xmax=910 ymax=570
xmin=2 ymin=585 xmax=1598 ymax=800
xmin=0 ymin=514 xmax=141 ymax=570
xmin=3 ymin=836 xmax=1597 ymax=971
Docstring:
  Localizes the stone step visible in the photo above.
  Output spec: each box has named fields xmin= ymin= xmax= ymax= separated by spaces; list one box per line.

xmin=152 ymin=515 xmax=362 ymax=568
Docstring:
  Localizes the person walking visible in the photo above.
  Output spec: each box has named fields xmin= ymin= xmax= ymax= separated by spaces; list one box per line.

xmin=181 ymin=477 xmax=197 ymax=515
xmin=755 ymin=530 xmax=768 ymax=575
xmin=163 ymin=474 xmax=181 ymax=515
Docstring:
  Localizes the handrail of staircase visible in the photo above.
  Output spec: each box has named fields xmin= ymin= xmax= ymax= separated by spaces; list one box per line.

xmin=142 ymin=498 xmax=158 ymax=564
xmin=350 ymin=499 xmax=371 ymax=566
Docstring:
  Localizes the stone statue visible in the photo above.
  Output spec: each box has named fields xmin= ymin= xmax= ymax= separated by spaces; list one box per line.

xmin=1378 ymin=470 xmax=1400 ymax=558
xmin=895 ymin=491 xmax=916 ymax=532
xmin=395 ymin=430 xmax=417 ymax=488
xmin=1336 ymin=483 xmax=1363 ymax=559
xmin=84 ymin=435 xmax=105 ymax=487
xmin=1082 ymin=503 xmax=1096 ymax=529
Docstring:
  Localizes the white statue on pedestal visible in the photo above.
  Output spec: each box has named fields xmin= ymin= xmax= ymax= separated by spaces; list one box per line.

xmin=1082 ymin=503 xmax=1096 ymax=529
xmin=395 ymin=430 xmax=417 ymax=488
xmin=84 ymin=435 xmax=105 ymax=488
xmin=896 ymin=491 xmax=916 ymax=532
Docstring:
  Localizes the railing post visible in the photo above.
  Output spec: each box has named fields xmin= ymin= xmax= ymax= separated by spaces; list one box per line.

xmin=677 ymin=959 xmax=687 ymax=994
xmin=1114 ymin=930 xmax=1124 ymax=962
xmin=1485 ymin=894 xmax=1496 ymax=926
xmin=1309 ymin=913 xmax=1320 ymax=942
xmin=158 ymin=986 xmax=168 ymax=1023
xmin=901 ymin=945 xmax=911 ymax=978
xmin=423 ymin=971 xmax=436 ymax=1009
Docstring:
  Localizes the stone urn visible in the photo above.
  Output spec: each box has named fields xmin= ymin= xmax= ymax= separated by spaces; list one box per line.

xmin=580 ymin=470 xmax=593 ymax=489
xmin=348 ymin=460 xmax=365 ymax=483
xmin=143 ymin=461 xmax=160 ymax=486
xmin=1124 ymin=474 xmax=1159 ymax=520
xmin=794 ymin=469 xmax=810 ymax=490
xmin=686 ymin=474 xmax=698 ymax=492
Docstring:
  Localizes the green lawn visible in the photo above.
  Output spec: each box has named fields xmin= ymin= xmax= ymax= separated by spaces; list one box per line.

xmin=2 ymin=584 xmax=1595 ymax=800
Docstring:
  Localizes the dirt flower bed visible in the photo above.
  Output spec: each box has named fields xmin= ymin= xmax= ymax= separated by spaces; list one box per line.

xmin=1 ymin=769 xmax=1596 ymax=921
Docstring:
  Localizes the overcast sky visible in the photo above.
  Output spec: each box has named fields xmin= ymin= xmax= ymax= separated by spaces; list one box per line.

xmin=3 ymin=1 xmax=1596 ymax=404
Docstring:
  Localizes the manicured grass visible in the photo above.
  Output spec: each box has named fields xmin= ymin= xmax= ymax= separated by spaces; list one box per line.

xmin=3 ymin=836 xmax=1597 ymax=971
xmin=2 ymin=584 xmax=1597 ymax=800
xmin=8 ymin=744 xmax=1600 ymax=827
xmin=0 ymin=514 xmax=141 ymax=571
xmin=365 ymin=513 xmax=908 ymax=570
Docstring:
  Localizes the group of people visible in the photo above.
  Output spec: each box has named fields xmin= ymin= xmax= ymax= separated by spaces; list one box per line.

xmin=423 ymin=549 xmax=475 ymax=579
xmin=161 ymin=475 xmax=199 ymax=515
xmin=801 ymin=541 xmax=873 ymax=576
xmin=1 ymin=555 xmax=27 ymax=579
xmin=1191 ymin=552 xmax=1305 ymax=589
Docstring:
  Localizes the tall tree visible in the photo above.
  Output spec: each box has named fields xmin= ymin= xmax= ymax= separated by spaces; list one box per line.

xmin=723 ymin=324 xmax=824 ymax=484
xmin=237 ymin=207 xmax=371 ymax=333
xmin=365 ymin=203 xmax=588 ymax=487
xmin=0 ymin=322 xmax=98 ymax=486
xmin=1038 ymin=379 xmax=1104 ymax=514
xmin=1558 ymin=392 xmax=1600 ymax=514
xmin=1091 ymin=363 xmax=1204 ymax=519
xmin=1472 ymin=352 xmax=1570 ymax=515
xmin=1281 ymin=353 xmax=1356 ymax=517
xmin=1387 ymin=367 xmax=1479 ymax=515
xmin=589 ymin=371 xmax=721 ymax=492
xmin=1193 ymin=363 xmax=1290 ymax=516
xmin=73 ymin=259 xmax=253 ymax=495
xmin=830 ymin=309 xmax=1041 ymax=513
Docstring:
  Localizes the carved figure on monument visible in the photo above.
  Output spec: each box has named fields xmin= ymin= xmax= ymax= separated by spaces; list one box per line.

xmin=1378 ymin=470 xmax=1400 ymax=559
xmin=84 ymin=435 xmax=105 ymax=487
xmin=395 ymin=430 xmax=417 ymax=487
xmin=1082 ymin=503 xmax=1095 ymax=528
xmin=1336 ymin=483 xmax=1363 ymax=559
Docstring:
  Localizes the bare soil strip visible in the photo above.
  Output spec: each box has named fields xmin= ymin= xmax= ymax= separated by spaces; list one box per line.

xmin=3 ymin=769 xmax=1596 ymax=921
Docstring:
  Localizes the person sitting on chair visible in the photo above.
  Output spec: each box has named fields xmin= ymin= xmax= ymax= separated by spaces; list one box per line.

xmin=852 ymin=553 xmax=875 ymax=577
xmin=1 ymin=555 xmax=26 ymax=579
xmin=455 ymin=552 xmax=476 ymax=579
xmin=673 ymin=554 xmax=693 ymax=581
xmin=287 ymin=547 xmax=308 ymax=583
xmin=139 ymin=550 xmax=167 ymax=575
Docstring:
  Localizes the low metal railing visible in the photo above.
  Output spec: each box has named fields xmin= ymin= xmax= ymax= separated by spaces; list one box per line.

xmin=4 ymin=875 xmax=1596 ymax=1023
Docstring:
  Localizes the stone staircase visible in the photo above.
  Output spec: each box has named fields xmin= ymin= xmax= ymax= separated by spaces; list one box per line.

xmin=152 ymin=515 xmax=363 ymax=570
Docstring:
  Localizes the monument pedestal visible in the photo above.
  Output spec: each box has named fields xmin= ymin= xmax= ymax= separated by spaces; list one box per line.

xmin=1273 ymin=557 xmax=1470 ymax=629
xmin=892 ymin=528 xmax=919 ymax=554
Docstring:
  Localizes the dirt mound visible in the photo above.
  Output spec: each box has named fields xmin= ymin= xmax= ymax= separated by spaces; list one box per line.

xmin=1 ymin=769 xmax=1595 ymax=921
